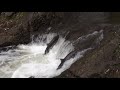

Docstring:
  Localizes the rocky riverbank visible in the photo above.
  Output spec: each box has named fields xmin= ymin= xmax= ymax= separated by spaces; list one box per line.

xmin=0 ymin=12 xmax=64 ymax=47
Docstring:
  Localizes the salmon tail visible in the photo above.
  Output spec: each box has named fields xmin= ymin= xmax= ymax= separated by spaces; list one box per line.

xmin=60 ymin=59 xmax=64 ymax=61
xmin=57 ymin=59 xmax=65 ymax=70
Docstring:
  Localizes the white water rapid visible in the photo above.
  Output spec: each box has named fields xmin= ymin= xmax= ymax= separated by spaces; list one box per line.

xmin=0 ymin=30 xmax=103 ymax=78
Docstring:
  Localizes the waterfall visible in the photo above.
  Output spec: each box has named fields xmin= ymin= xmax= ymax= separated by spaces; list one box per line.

xmin=0 ymin=30 xmax=104 ymax=78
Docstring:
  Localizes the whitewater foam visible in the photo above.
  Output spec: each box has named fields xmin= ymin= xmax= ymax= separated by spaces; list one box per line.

xmin=0 ymin=31 xmax=103 ymax=78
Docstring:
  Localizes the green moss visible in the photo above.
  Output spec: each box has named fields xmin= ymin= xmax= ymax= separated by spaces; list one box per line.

xmin=13 ymin=12 xmax=26 ymax=20
xmin=10 ymin=12 xmax=26 ymax=24
xmin=0 ymin=12 xmax=26 ymax=24
xmin=108 ymin=12 xmax=120 ymax=24
xmin=113 ymin=63 xmax=120 ymax=67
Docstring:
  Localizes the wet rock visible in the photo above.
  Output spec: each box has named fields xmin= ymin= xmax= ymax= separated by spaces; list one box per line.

xmin=55 ymin=70 xmax=80 ymax=78
xmin=0 ymin=45 xmax=16 ymax=52
xmin=89 ymin=73 xmax=102 ymax=78
xmin=58 ymin=24 xmax=120 ymax=78
xmin=1 ymin=12 xmax=16 ymax=18
xmin=4 ymin=12 xmax=15 ymax=17
xmin=0 ymin=12 xmax=64 ymax=47
xmin=29 ymin=76 xmax=34 ymax=78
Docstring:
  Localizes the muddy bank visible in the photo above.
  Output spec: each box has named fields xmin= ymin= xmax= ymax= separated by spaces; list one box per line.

xmin=0 ymin=12 xmax=120 ymax=78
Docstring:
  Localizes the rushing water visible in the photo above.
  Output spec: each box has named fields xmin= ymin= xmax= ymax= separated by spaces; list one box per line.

xmin=0 ymin=30 xmax=104 ymax=78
